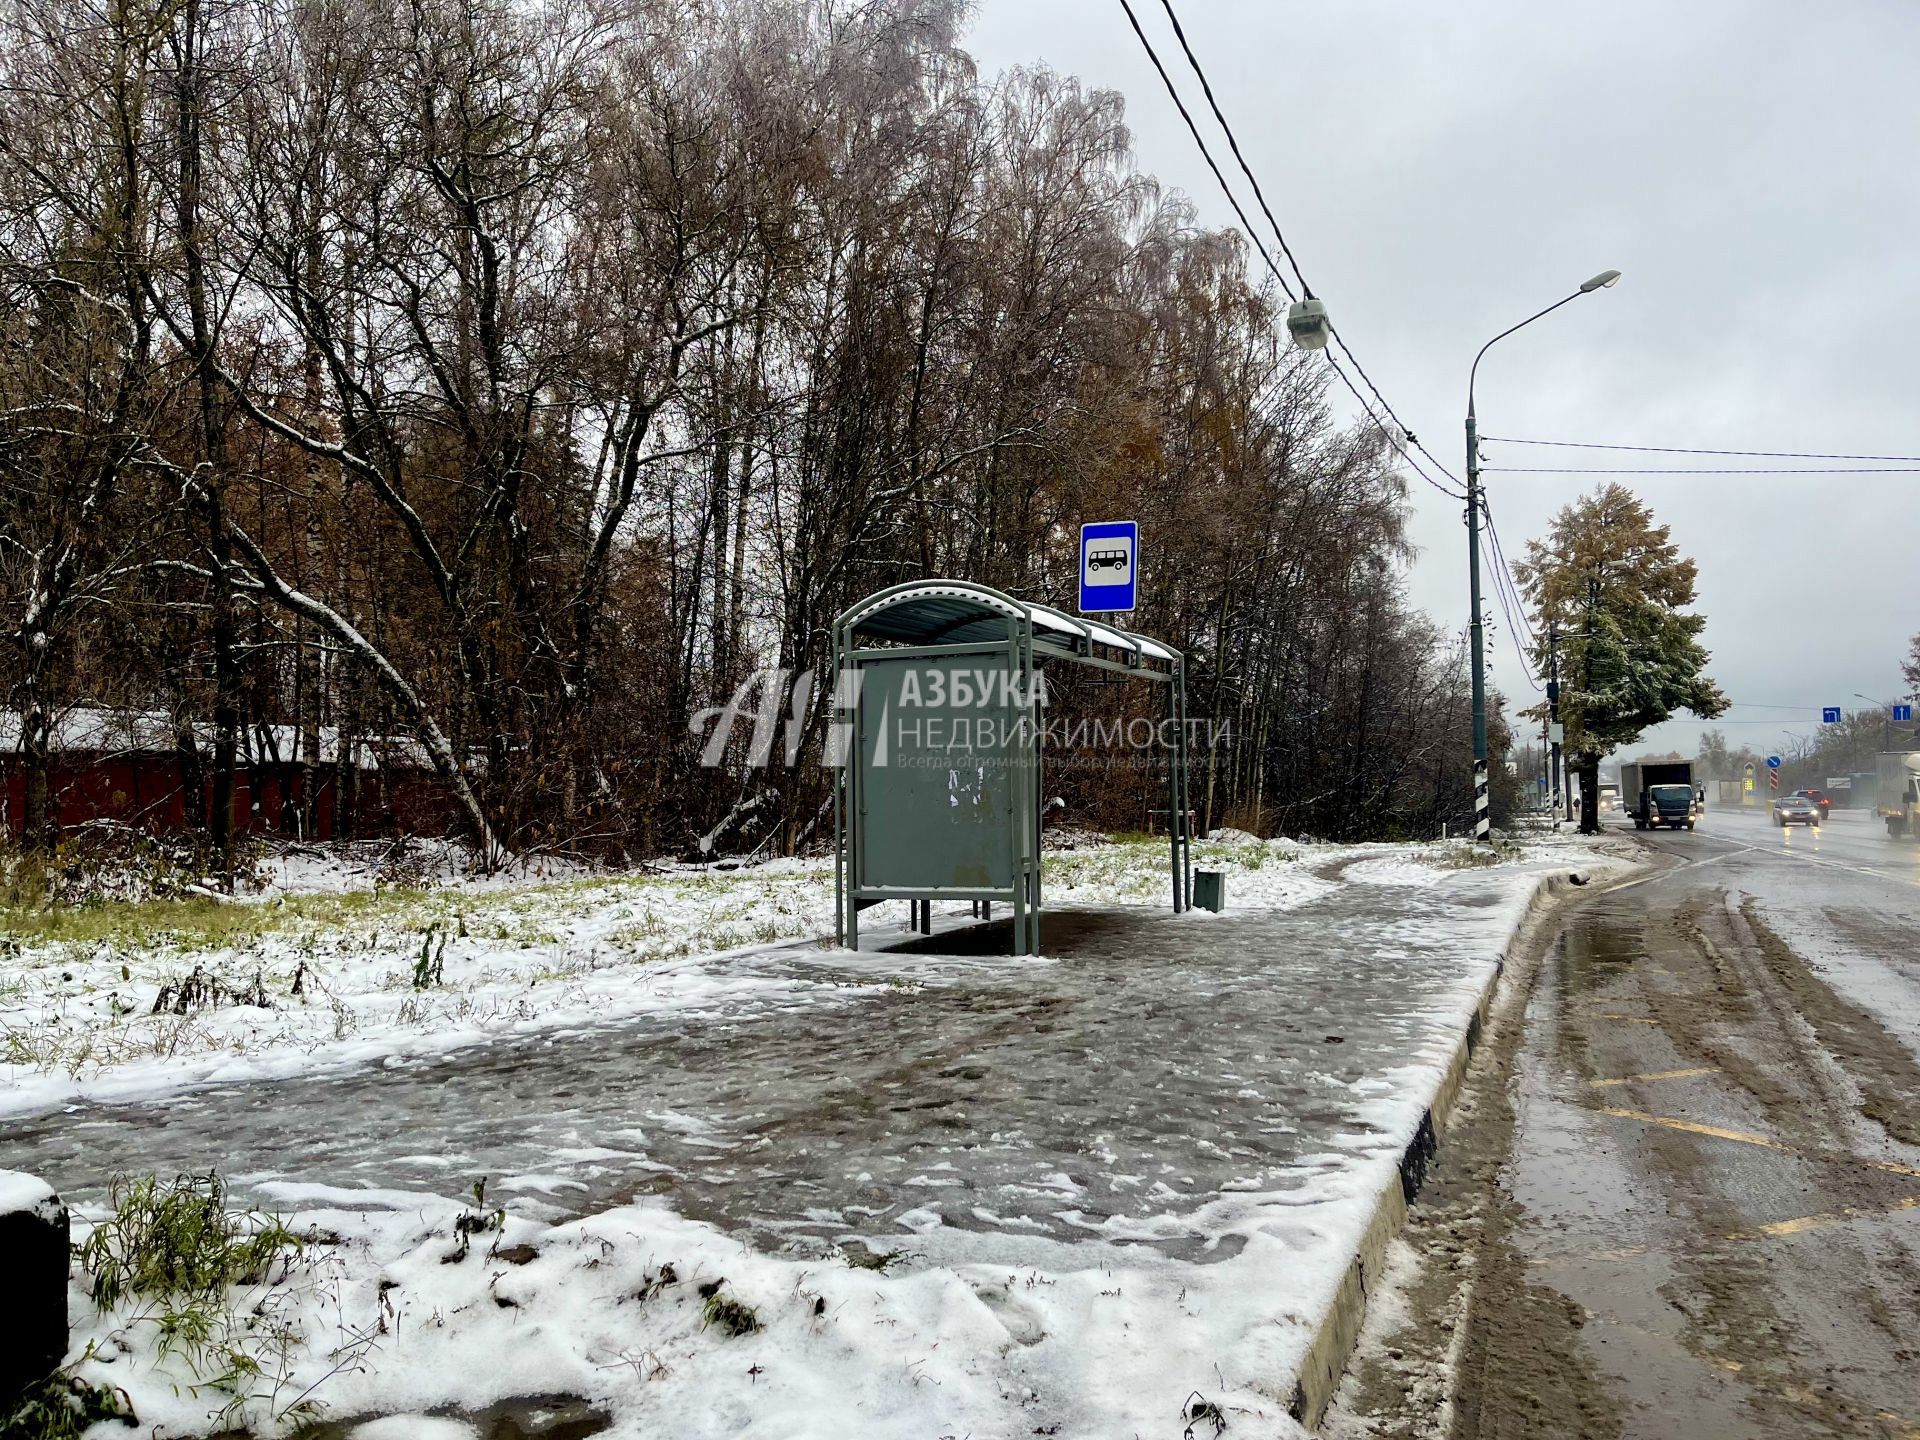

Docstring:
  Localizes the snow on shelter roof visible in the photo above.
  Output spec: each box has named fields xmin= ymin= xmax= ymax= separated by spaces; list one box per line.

xmin=838 ymin=580 xmax=1179 ymax=669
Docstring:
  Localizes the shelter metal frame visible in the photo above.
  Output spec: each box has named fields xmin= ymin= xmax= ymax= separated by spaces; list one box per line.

xmin=832 ymin=580 xmax=1191 ymax=956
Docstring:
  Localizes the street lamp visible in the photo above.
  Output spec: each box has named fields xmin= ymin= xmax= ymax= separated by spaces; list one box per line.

xmin=1464 ymin=270 xmax=1620 ymax=841
xmin=1854 ymin=692 xmax=1914 ymax=753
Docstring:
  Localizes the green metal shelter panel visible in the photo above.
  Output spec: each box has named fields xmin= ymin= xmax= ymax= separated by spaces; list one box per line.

xmin=857 ymin=653 xmax=1023 ymax=892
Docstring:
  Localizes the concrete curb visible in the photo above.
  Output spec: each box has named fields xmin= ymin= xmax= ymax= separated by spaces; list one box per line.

xmin=1284 ymin=868 xmax=1585 ymax=1429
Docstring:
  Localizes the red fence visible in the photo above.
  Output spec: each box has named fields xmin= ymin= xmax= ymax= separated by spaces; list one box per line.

xmin=0 ymin=755 xmax=452 ymax=842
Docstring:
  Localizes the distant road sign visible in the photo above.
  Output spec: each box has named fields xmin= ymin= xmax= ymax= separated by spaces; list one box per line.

xmin=1766 ymin=755 xmax=1780 ymax=769
xmin=1896 ymin=704 xmax=1914 ymax=723
xmin=1078 ymin=520 xmax=1137 ymax=614
xmin=1744 ymin=761 xmax=1756 ymax=775
xmin=1822 ymin=706 xmax=1842 ymax=723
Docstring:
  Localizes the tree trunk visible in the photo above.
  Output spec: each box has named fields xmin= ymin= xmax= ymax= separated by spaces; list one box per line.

xmin=18 ymin=697 xmax=51 ymax=854
xmin=174 ymin=0 xmax=240 ymax=885
xmin=1577 ymin=753 xmax=1602 ymax=835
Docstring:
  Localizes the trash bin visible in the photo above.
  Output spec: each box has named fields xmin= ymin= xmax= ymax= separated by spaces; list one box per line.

xmin=1193 ymin=869 xmax=1226 ymax=913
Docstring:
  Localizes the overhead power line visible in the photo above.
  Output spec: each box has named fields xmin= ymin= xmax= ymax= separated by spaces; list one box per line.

xmin=1150 ymin=0 xmax=1466 ymax=490
xmin=1150 ymin=0 xmax=1310 ymax=295
xmin=1488 ymin=569 xmax=1540 ymax=688
xmin=1117 ymin=0 xmax=1466 ymax=500
xmin=1476 ymin=492 xmax=1539 ymax=690
xmin=1483 ymin=436 xmax=1920 ymax=463
xmin=1481 ymin=466 xmax=1920 ymax=475
xmin=1482 ymin=536 xmax=1541 ymax=691
xmin=1324 ymin=352 xmax=1465 ymax=499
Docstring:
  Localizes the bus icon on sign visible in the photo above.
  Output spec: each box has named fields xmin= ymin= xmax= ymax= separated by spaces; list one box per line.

xmin=1082 ymin=536 xmax=1133 ymax=586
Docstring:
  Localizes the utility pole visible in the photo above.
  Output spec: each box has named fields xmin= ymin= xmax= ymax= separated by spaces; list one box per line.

xmin=1540 ymin=708 xmax=1551 ymax=816
xmin=1465 ymin=411 xmax=1489 ymax=842
xmin=1463 ymin=269 xmax=1619 ymax=845
xmin=1548 ymin=620 xmax=1566 ymax=825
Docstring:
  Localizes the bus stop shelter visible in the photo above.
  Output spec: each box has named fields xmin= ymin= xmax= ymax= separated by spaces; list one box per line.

xmin=833 ymin=580 xmax=1191 ymax=956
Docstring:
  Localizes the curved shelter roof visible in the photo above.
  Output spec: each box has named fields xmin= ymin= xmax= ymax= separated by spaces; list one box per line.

xmin=839 ymin=580 xmax=1179 ymax=671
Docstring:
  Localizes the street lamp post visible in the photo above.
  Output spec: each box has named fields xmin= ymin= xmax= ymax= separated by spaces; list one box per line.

xmin=1464 ymin=269 xmax=1620 ymax=841
xmin=1854 ymin=692 xmax=1915 ymax=754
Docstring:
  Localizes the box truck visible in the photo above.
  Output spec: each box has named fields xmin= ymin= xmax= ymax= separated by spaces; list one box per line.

xmin=1621 ymin=759 xmax=1697 ymax=831
xmin=1876 ymin=752 xmax=1920 ymax=838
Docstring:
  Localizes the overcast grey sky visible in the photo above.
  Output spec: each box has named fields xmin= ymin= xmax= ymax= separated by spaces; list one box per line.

xmin=967 ymin=0 xmax=1920 ymax=767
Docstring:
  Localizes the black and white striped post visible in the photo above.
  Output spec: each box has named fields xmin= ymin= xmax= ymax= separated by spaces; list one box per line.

xmin=1464 ymin=270 xmax=1621 ymax=845
xmin=1466 ymin=408 xmax=1492 ymax=843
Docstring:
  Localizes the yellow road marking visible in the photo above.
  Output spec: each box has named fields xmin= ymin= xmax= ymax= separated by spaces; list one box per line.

xmin=1597 ymin=1014 xmax=1661 ymax=1025
xmin=1748 ymin=1195 xmax=1920 ymax=1238
xmin=1598 ymin=1106 xmax=1920 ymax=1179
xmin=1589 ymin=1067 xmax=1719 ymax=1088
xmin=1595 ymin=1107 xmax=1783 ymax=1149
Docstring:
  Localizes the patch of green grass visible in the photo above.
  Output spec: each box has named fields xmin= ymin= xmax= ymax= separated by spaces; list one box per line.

xmin=1 ymin=1372 xmax=136 ymax=1438
xmin=81 ymin=1172 xmax=302 ymax=1314
xmin=701 ymin=1291 xmax=761 ymax=1336
xmin=1422 ymin=838 xmax=1521 ymax=870
xmin=0 ymin=894 xmax=283 ymax=949
xmin=841 ymin=1242 xmax=904 ymax=1272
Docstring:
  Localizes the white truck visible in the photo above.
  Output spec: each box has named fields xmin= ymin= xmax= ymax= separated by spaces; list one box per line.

xmin=1620 ymin=759 xmax=1698 ymax=831
xmin=1876 ymin=751 xmax=1920 ymax=838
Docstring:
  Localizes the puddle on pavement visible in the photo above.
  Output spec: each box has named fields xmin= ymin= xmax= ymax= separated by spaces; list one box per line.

xmin=1552 ymin=911 xmax=1647 ymax=1000
xmin=290 ymin=1395 xmax=610 ymax=1440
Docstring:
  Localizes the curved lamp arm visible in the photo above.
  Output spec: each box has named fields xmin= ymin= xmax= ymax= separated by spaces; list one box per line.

xmin=1468 ymin=271 xmax=1621 ymax=420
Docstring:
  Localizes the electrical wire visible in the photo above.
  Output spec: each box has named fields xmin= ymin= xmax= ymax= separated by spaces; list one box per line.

xmin=1476 ymin=489 xmax=1534 ymax=639
xmin=1480 ymin=466 xmax=1920 ymax=475
xmin=1482 ymin=436 xmax=1920 ymax=463
xmin=1474 ymin=489 xmax=1540 ymax=687
xmin=1151 ymin=0 xmax=1467 ymax=490
xmin=1482 ymin=536 xmax=1542 ymax=692
xmin=1324 ymin=351 xmax=1467 ymax=499
xmin=1480 ymin=509 xmax=1541 ymax=691
xmin=1487 ymin=534 xmax=1534 ymax=654
xmin=1114 ymin=0 xmax=1294 ymax=302
xmin=1150 ymin=0 xmax=1310 ymax=295
xmin=1118 ymin=0 xmax=1467 ymax=501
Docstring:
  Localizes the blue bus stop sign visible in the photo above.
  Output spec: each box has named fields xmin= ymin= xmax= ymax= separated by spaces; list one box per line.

xmin=1822 ymin=706 xmax=1841 ymax=723
xmin=1079 ymin=520 xmax=1138 ymax=614
xmin=1896 ymin=704 xmax=1914 ymax=723
xmin=1766 ymin=755 xmax=1780 ymax=769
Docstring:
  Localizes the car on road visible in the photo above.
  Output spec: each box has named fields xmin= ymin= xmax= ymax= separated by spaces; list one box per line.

xmin=1791 ymin=787 xmax=1832 ymax=821
xmin=1774 ymin=794 xmax=1821 ymax=827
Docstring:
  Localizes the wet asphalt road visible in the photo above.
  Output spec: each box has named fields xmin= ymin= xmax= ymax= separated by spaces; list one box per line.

xmin=1469 ymin=807 xmax=1920 ymax=1439
xmin=1 ymin=864 xmax=1531 ymax=1269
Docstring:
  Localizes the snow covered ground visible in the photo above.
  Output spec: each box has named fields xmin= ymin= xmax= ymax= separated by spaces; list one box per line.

xmin=0 ymin=835 xmax=1336 ymax=1119
xmin=3 ymin=831 xmax=1628 ymax=1439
